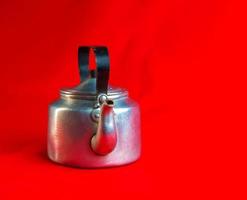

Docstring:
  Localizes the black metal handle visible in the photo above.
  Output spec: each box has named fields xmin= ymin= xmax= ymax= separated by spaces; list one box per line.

xmin=78 ymin=46 xmax=110 ymax=95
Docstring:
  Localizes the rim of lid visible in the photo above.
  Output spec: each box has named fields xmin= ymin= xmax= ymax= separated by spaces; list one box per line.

xmin=60 ymin=85 xmax=128 ymax=100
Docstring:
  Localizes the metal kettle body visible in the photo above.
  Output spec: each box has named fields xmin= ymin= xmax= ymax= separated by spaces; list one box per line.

xmin=47 ymin=47 xmax=141 ymax=168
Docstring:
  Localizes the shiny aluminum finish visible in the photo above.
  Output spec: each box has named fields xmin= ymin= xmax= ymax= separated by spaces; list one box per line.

xmin=91 ymin=99 xmax=117 ymax=155
xmin=48 ymin=95 xmax=141 ymax=168
xmin=47 ymin=46 xmax=141 ymax=168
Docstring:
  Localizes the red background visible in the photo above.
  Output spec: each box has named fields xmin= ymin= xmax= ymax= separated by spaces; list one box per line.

xmin=0 ymin=0 xmax=246 ymax=199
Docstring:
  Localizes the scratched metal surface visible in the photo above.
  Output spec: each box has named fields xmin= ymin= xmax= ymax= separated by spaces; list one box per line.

xmin=48 ymin=95 xmax=141 ymax=168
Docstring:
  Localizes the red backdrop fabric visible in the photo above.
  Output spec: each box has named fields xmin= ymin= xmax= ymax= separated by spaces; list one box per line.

xmin=0 ymin=0 xmax=246 ymax=199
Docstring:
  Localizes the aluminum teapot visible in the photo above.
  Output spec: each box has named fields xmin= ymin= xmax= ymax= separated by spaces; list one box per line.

xmin=47 ymin=46 xmax=141 ymax=168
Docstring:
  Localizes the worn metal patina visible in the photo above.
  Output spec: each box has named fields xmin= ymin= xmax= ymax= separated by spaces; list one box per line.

xmin=48 ymin=46 xmax=141 ymax=168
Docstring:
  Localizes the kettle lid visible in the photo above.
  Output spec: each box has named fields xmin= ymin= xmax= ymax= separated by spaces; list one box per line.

xmin=60 ymin=78 xmax=128 ymax=100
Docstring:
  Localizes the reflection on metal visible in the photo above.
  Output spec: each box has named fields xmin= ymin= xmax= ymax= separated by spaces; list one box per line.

xmin=47 ymin=46 xmax=141 ymax=168
xmin=91 ymin=99 xmax=117 ymax=155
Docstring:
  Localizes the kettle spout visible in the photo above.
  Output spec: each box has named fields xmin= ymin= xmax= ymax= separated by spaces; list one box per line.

xmin=91 ymin=99 xmax=117 ymax=155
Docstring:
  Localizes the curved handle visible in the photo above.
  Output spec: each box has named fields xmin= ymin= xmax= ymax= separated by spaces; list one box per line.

xmin=78 ymin=46 xmax=110 ymax=95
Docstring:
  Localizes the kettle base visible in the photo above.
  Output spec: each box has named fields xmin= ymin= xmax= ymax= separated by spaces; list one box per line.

xmin=47 ymin=151 xmax=141 ymax=169
xmin=48 ymin=155 xmax=140 ymax=169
